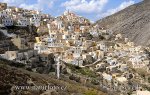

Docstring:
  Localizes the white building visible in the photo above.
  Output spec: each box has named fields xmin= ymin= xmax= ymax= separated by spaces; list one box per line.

xmin=0 ymin=10 xmax=10 ymax=18
xmin=16 ymin=17 xmax=30 ymax=26
xmin=1 ymin=17 xmax=13 ymax=26
xmin=30 ymin=14 xmax=41 ymax=27
xmin=133 ymin=90 xmax=150 ymax=95
xmin=116 ymin=77 xmax=127 ymax=83
xmin=102 ymin=73 xmax=112 ymax=81
xmin=34 ymin=42 xmax=47 ymax=54
xmin=129 ymin=55 xmax=149 ymax=68
xmin=129 ymin=56 xmax=142 ymax=64
xmin=62 ymin=34 xmax=71 ymax=40
xmin=48 ymin=42 xmax=63 ymax=48
xmin=68 ymin=25 xmax=74 ymax=32
xmin=97 ymin=42 xmax=107 ymax=51
xmin=129 ymin=46 xmax=142 ymax=54
xmin=47 ymin=37 xmax=63 ymax=48
xmin=0 ymin=51 xmax=18 ymax=60
xmin=55 ymin=19 xmax=63 ymax=29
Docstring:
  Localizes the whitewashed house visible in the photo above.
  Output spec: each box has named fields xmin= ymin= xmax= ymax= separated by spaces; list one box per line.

xmin=16 ymin=17 xmax=30 ymax=26
xmin=118 ymin=64 xmax=128 ymax=72
xmin=106 ymin=57 xmax=118 ymax=66
xmin=115 ymin=33 xmax=122 ymax=40
xmin=134 ymin=90 xmax=150 ymax=95
xmin=72 ymin=58 xmax=83 ymax=67
xmin=129 ymin=46 xmax=142 ymax=54
xmin=55 ymin=19 xmax=63 ymax=30
xmin=97 ymin=42 xmax=107 ymax=51
xmin=30 ymin=14 xmax=41 ymax=27
xmin=0 ymin=10 xmax=9 ymax=18
xmin=115 ymin=77 xmax=128 ymax=83
xmin=47 ymin=37 xmax=63 ymax=48
xmin=34 ymin=42 xmax=47 ymax=54
xmin=0 ymin=51 xmax=18 ymax=60
xmin=74 ymin=40 xmax=82 ymax=46
xmin=1 ymin=17 xmax=13 ymax=26
xmin=102 ymin=73 xmax=112 ymax=81
xmin=68 ymin=25 xmax=74 ymax=32
xmin=48 ymin=42 xmax=63 ymax=48
xmin=72 ymin=47 xmax=82 ymax=58
xmin=129 ymin=56 xmax=142 ymax=65
xmin=80 ymin=26 xmax=86 ymax=32
xmin=89 ymin=52 xmax=97 ymax=60
xmin=129 ymin=55 xmax=149 ymax=68
xmin=82 ymin=53 xmax=92 ymax=60
xmin=89 ymin=27 xmax=99 ymax=37
xmin=62 ymin=34 xmax=71 ymax=40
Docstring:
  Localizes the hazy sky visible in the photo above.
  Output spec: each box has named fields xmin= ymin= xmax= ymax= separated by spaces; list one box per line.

xmin=0 ymin=0 xmax=142 ymax=21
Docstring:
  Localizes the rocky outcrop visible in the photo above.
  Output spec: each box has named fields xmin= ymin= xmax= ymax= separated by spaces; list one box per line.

xmin=0 ymin=26 xmax=38 ymax=53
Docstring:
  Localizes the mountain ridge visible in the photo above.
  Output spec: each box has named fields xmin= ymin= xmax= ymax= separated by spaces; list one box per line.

xmin=96 ymin=0 xmax=150 ymax=46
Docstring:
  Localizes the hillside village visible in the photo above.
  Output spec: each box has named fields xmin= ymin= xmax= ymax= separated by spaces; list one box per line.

xmin=0 ymin=2 xmax=150 ymax=95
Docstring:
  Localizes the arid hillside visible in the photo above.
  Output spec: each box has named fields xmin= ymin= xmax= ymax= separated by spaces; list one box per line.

xmin=96 ymin=0 xmax=150 ymax=46
xmin=0 ymin=60 xmax=106 ymax=95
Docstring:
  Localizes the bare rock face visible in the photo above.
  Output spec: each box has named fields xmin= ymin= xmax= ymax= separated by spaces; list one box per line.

xmin=96 ymin=0 xmax=150 ymax=46
xmin=144 ymin=0 xmax=150 ymax=2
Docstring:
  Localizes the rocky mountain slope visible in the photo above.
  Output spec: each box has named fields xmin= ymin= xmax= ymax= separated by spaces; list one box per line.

xmin=96 ymin=0 xmax=150 ymax=46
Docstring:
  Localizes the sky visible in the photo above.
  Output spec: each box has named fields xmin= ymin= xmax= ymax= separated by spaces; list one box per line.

xmin=0 ymin=0 xmax=142 ymax=22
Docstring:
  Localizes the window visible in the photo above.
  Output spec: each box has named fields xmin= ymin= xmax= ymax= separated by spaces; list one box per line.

xmin=45 ymin=57 xmax=47 ymax=60
xmin=11 ymin=54 xmax=15 ymax=57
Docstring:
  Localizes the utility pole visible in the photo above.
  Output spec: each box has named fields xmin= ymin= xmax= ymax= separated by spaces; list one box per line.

xmin=56 ymin=56 xmax=61 ymax=79
xmin=6 ymin=46 xmax=9 ymax=59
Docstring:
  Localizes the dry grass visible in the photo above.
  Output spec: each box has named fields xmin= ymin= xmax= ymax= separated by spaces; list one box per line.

xmin=0 ymin=61 xmax=106 ymax=95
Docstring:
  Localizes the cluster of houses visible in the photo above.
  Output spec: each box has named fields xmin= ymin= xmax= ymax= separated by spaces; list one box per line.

xmin=33 ymin=10 xmax=150 ymax=94
xmin=0 ymin=2 xmax=53 ymax=27
xmin=0 ymin=49 xmax=38 ymax=63
xmin=0 ymin=2 xmax=150 ymax=95
xmin=34 ymin=10 xmax=93 ymax=66
xmin=94 ymin=33 xmax=150 ymax=94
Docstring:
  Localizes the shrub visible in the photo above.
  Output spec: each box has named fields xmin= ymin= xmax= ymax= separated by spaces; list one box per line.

xmin=84 ymin=89 xmax=97 ymax=95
